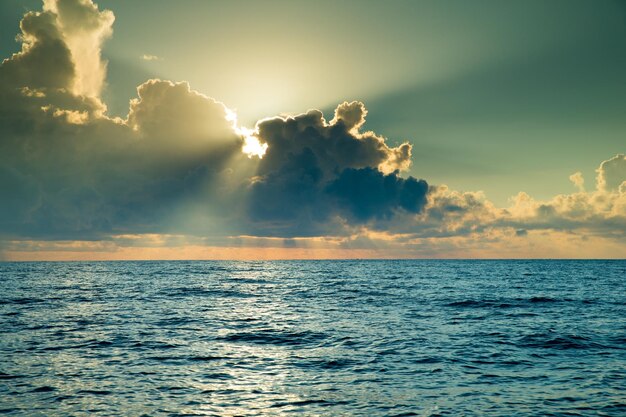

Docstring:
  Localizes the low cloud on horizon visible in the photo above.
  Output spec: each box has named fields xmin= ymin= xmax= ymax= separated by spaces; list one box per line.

xmin=1 ymin=0 xmax=625 ymax=260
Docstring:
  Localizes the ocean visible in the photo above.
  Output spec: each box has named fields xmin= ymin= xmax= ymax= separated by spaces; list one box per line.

xmin=0 ymin=260 xmax=625 ymax=416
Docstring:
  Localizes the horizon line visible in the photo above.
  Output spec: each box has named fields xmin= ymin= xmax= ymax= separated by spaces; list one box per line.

xmin=2 ymin=258 xmax=624 ymax=263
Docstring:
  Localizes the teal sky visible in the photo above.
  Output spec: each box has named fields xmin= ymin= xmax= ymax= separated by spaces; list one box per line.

xmin=1 ymin=0 xmax=625 ymax=205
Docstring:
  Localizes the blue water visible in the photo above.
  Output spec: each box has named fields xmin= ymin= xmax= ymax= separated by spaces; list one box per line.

xmin=0 ymin=260 xmax=625 ymax=416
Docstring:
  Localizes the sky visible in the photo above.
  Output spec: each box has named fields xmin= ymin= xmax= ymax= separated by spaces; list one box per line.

xmin=0 ymin=0 xmax=625 ymax=260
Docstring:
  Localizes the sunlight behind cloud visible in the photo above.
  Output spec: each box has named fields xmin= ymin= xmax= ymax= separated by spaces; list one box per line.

xmin=242 ymin=133 xmax=268 ymax=158
xmin=226 ymin=108 xmax=268 ymax=158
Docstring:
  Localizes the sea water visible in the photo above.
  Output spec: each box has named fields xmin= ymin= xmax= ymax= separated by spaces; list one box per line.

xmin=1 ymin=260 xmax=625 ymax=416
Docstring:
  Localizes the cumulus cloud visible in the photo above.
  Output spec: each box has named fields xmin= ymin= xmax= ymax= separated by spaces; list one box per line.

xmin=254 ymin=104 xmax=412 ymax=179
xmin=331 ymin=100 xmax=367 ymax=132
xmin=0 ymin=77 xmax=244 ymax=239
xmin=127 ymin=79 xmax=241 ymax=154
xmin=244 ymin=105 xmax=427 ymax=235
xmin=43 ymin=0 xmax=114 ymax=97
xmin=405 ymin=156 xmax=626 ymax=244
xmin=596 ymin=154 xmax=626 ymax=192
xmin=0 ymin=10 xmax=74 ymax=92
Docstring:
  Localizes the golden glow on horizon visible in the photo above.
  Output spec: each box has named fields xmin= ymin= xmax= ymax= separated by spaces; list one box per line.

xmin=3 ymin=228 xmax=626 ymax=261
xmin=2 ymin=246 xmax=392 ymax=262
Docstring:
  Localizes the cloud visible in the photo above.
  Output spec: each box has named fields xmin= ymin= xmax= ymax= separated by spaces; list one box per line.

xmin=244 ymin=104 xmax=427 ymax=235
xmin=597 ymin=154 xmax=626 ymax=193
xmin=0 ymin=77 xmax=245 ymax=239
xmin=326 ymin=167 xmax=428 ymax=222
xmin=0 ymin=0 xmax=110 ymax=128
xmin=331 ymin=100 xmax=367 ymax=132
xmin=127 ymin=79 xmax=240 ymax=153
xmin=408 ymin=156 xmax=626 ymax=243
xmin=254 ymin=103 xmax=412 ymax=178
xmin=42 ymin=0 xmax=114 ymax=97
xmin=0 ymin=10 xmax=74 ymax=92
xmin=141 ymin=54 xmax=161 ymax=61
xmin=569 ymin=171 xmax=585 ymax=192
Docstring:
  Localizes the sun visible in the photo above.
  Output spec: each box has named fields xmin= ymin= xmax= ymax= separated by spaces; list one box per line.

xmin=225 ymin=109 xmax=268 ymax=158
xmin=240 ymin=127 xmax=268 ymax=159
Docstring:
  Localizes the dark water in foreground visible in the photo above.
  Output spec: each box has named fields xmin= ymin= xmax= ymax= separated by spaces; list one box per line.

xmin=0 ymin=260 xmax=625 ymax=416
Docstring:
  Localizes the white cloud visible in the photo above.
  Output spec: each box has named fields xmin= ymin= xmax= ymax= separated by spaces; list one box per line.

xmin=596 ymin=154 xmax=626 ymax=193
xmin=43 ymin=0 xmax=114 ymax=97
xmin=141 ymin=54 xmax=161 ymax=61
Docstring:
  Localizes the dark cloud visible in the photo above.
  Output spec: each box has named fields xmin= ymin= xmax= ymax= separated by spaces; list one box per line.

xmin=254 ymin=103 xmax=412 ymax=181
xmin=326 ymin=167 xmax=428 ymax=222
xmin=0 ymin=79 xmax=244 ymax=239
xmin=0 ymin=10 xmax=74 ymax=91
xmin=248 ymin=147 xmax=326 ymax=225
xmin=245 ymin=104 xmax=428 ymax=235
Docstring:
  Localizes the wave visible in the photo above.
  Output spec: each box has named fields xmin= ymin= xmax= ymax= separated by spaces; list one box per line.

xmin=517 ymin=333 xmax=607 ymax=350
xmin=218 ymin=328 xmax=329 ymax=347
xmin=445 ymin=296 xmax=592 ymax=309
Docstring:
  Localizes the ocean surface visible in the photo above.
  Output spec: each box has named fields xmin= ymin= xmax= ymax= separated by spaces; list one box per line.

xmin=0 ymin=260 xmax=625 ymax=416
